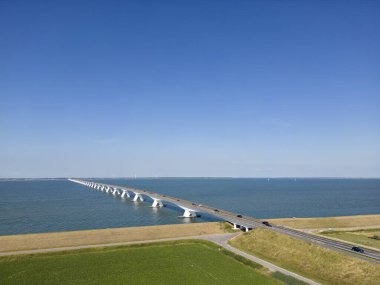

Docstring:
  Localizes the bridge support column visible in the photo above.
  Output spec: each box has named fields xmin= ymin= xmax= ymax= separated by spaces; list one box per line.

xmin=178 ymin=206 xmax=196 ymax=218
xmin=233 ymin=223 xmax=238 ymax=230
xmin=121 ymin=190 xmax=130 ymax=198
xmin=105 ymin=186 xmax=111 ymax=193
xmin=151 ymin=199 xmax=163 ymax=207
xmin=133 ymin=192 xmax=144 ymax=202
xmin=183 ymin=209 xmax=196 ymax=217
xmin=113 ymin=188 xmax=120 ymax=196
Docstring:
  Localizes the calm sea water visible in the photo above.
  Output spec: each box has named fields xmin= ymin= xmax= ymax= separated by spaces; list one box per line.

xmin=0 ymin=178 xmax=379 ymax=235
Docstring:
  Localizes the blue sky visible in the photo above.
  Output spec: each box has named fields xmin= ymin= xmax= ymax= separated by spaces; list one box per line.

xmin=1 ymin=0 xmax=379 ymax=178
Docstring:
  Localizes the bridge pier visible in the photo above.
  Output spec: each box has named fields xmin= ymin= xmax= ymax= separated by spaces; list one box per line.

xmin=133 ymin=192 xmax=144 ymax=202
xmin=178 ymin=206 xmax=196 ymax=218
xmin=183 ymin=209 xmax=196 ymax=217
xmin=151 ymin=198 xmax=163 ymax=207
xmin=242 ymin=226 xmax=252 ymax=232
xmin=121 ymin=190 xmax=130 ymax=198
xmin=112 ymin=188 xmax=120 ymax=196
xmin=233 ymin=223 xmax=239 ymax=230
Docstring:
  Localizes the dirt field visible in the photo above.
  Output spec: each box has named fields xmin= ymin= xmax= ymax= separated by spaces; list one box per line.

xmin=0 ymin=222 xmax=226 ymax=253
xmin=268 ymin=214 xmax=380 ymax=230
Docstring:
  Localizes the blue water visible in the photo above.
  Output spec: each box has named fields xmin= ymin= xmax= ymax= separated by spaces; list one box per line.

xmin=0 ymin=178 xmax=379 ymax=235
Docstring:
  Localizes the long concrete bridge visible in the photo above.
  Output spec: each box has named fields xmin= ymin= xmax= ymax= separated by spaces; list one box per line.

xmin=69 ymin=178 xmax=256 ymax=231
xmin=69 ymin=179 xmax=380 ymax=263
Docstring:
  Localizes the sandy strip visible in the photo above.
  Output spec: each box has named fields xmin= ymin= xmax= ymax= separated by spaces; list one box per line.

xmin=0 ymin=222 xmax=225 ymax=253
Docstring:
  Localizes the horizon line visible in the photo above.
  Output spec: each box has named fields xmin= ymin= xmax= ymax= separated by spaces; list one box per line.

xmin=1 ymin=176 xmax=380 ymax=180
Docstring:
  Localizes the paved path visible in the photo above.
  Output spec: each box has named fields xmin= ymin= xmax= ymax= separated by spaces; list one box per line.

xmin=0 ymin=232 xmax=321 ymax=285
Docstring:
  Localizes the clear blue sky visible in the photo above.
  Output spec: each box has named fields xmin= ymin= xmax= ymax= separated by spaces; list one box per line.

xmin=1 ymin=0 xmax=379 ymax=178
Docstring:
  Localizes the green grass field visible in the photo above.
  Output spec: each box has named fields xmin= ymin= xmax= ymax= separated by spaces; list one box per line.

xmin=0 ymin=240 xmax=284 ymax=285
xmin=321 ymin=228 xmax=380 ymax=250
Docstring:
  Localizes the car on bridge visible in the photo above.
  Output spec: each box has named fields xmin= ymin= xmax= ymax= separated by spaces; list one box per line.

xmin=351 ymin=246 xmax=364 ymax=253
xmin=262 ymin=221 xmax=272 ymax=227
xmin=237 ymin=214 xmax=243 ymax=218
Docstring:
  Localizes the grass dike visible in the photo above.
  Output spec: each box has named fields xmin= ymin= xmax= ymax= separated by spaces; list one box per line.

xmin=0 ymin=222 xmax=227 ymax=253
xmin=229 ymin=228 xmax=380 ymax=285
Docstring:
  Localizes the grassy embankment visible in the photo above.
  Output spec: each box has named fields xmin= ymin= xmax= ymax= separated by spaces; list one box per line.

xmin=268 ymin=214 xmax=380 ymax=230
xmin=0 ymin=222 xmax=226 ymax=253
xmin=321 ymin=228 xmax=380 ymax=250
xmin=229 ymin=228 xmax=380 ymax=285
xmin=0 ymin=240 xmax=292 ymax=285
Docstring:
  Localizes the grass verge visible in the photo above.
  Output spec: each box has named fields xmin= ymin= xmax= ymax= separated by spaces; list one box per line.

xmin=229 ymin=228 xmax=380 ymax=285
xmin=271 ymin=272 xmax=309 ymax=285
xmin=320 ymin=228 xmax=380 ymax=250
xmin=268 ymin=214 xmax=380 ymax=230
xmin=218 ymin=221 xmax=236 ymax=233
